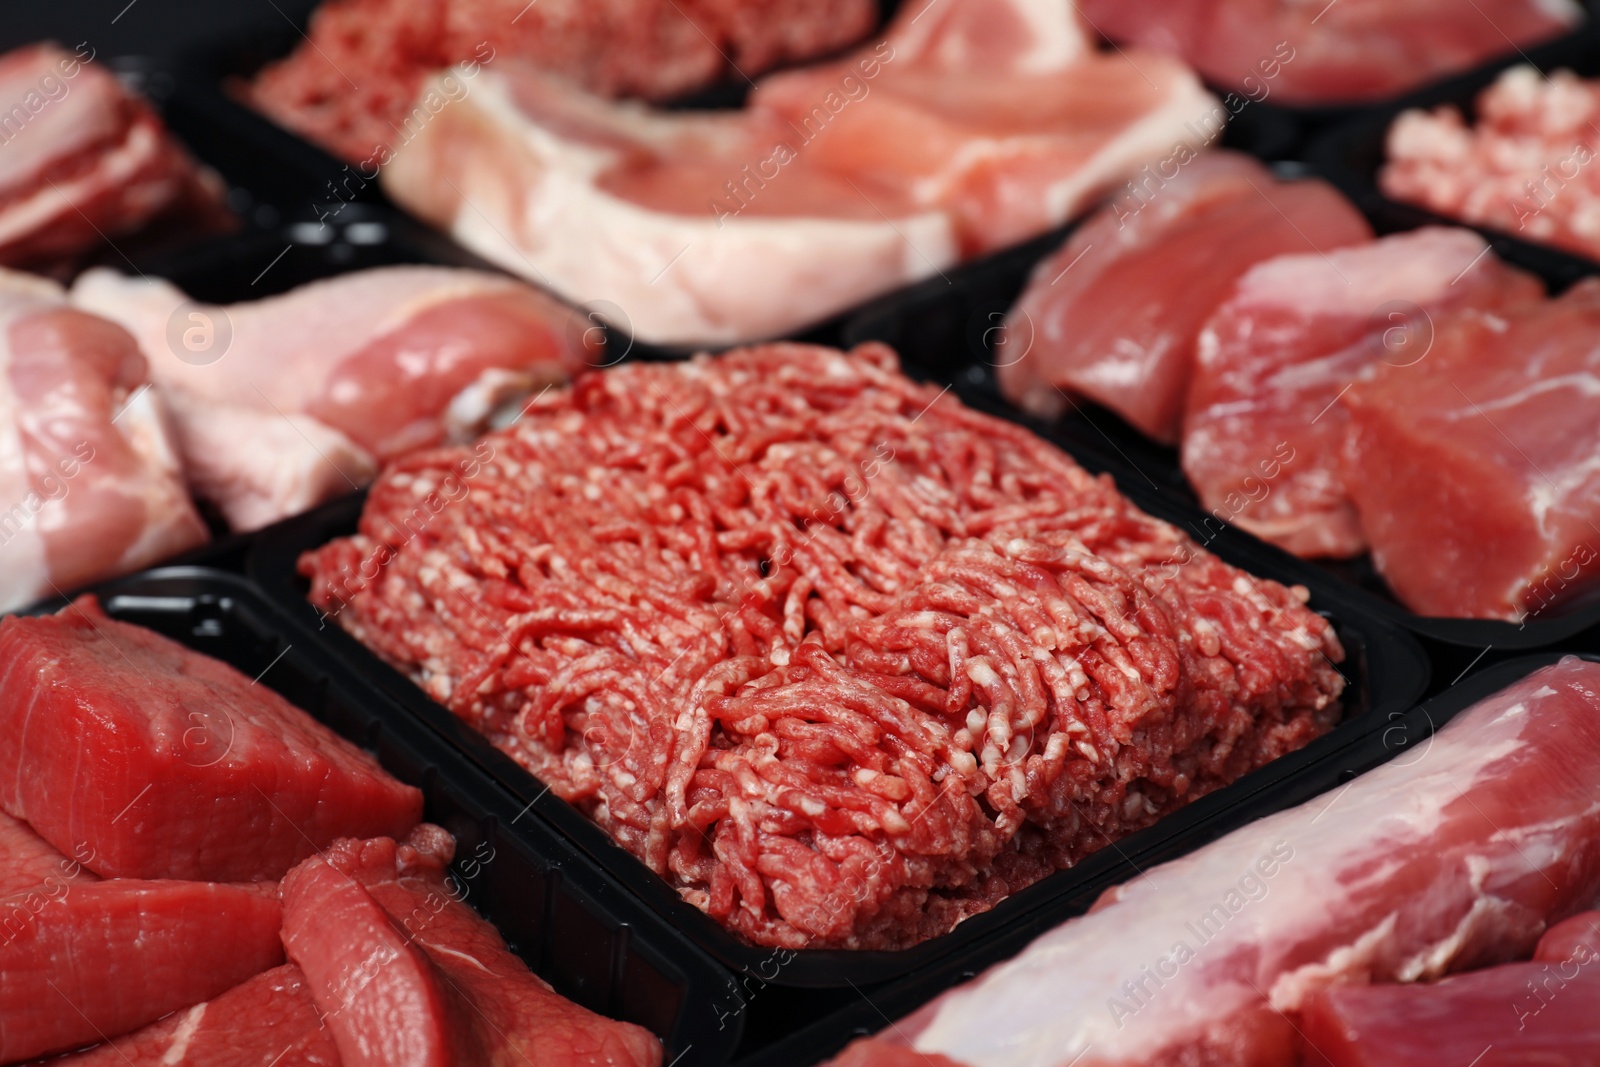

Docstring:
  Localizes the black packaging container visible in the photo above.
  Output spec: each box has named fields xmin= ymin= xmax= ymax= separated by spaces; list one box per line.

xmin=37 ymin=567 xmax=743 ymax=1067
xmin=837 ymin=168 xmax=1600 ymax=655
xmin=745 ymin=647 xmax=1595 ymax=1067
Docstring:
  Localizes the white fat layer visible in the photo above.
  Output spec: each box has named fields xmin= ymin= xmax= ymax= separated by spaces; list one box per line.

xmin=160 ymin=1002 xmax=208 ymax=1065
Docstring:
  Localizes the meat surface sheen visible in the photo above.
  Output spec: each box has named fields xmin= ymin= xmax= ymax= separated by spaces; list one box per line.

xmin=281 ymin=826 xmax=661 ymax=1067
xmin=1383 ymin=66 xmax=1600 ymax=262
xmin=0 ymin=595 xmax=423 ymax=882
xmin=1183 ymin=227 xmax=1545 ymax=559
xmin=0 ymin=43 xmax=229 ymax=275
xmin=997 ymin=151 xmax=1372 ymax=442
xmin=1075 ymin=0 xmax=1581 ymax=106
xmin=246 ymin=0 xmax=882 ymax=163
xmin=0 ymin=879 xmax=285 ymax=1062
xmin=71 ymin=264 xmax=595 ymax=531
xmin=0 ymin=269 xmax=206 ymax=612
xmin=1340 ymin=277 xmax=1600 ymax=620
xmin=47 ymin=965 xmax=341 ymax=1066
xmin=299 ymin=342 xmax=1345 ymax=951
xmin=826 ymin=656 xmax=1600 ymax=1066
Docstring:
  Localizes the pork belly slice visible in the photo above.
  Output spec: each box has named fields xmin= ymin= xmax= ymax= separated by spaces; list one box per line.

xmin=0 ymin=595 xmax=422 ymax=882
xmin=828 ymin=656 xmax=1600 ymax=1066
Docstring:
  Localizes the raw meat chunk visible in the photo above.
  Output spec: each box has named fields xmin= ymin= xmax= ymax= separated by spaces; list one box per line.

xmin=48 ymin=965 xmax=340 ymax=1066
xmin=0 ymin=269 xmax=206 ymax=612
xmin=72 ymin=264 xmax=594 ymax=530
xmin=826 ymin=656 xmax=1600 ymax=1066
xmin=1075 ymin=0 xmax=1582 ymax=106
xmin=381 ymin=0 xmax=1218 ymax=345
xmin=0 ymin=879 xmax=284 ymax=1062
xmin=0 ymin=43 xmax=230 ymax=276
xmin=1183 ymin=228 xmax=1544 ymax=558
xmin=997 ymin=151 xmax=1372 ymax=442
xmin=247 ymin=0 xmax=882 ymax=163
xmin=1341 ymin=277 xmax=1600 ymax=619
xmin=299 ymin=342 xmax=1344 ymax=950
xmin=0 ymin=810 xmax=95 ymax=899
xmin=0 ymin=595 xmax=423 ymax=882
xmin=1537 ymin=910 xmax=1600 ymax=962
xmin=281 ymin=826 xmax=661 ymax=1067
xmin=1383 ymin=66 xmax=1600 ymax=262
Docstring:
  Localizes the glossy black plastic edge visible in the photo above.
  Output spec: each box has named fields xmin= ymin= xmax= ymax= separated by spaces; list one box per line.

xmin=29 ymin=567 xmax=743 ymax=1067
xmin=837 ymin=179 xmax=1600 ymax=650
xmin=744 ymin=648 xmax=1596 ymax=1066
xmin=243 ymin=457 xmax=1429 ymax=989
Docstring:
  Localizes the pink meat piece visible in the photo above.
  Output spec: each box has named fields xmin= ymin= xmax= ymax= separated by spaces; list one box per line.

xmin=0 ymin=43 xmax=229 ymax=275
xmin=281 ymin=826 xmax=661 ymax=1067
xmin=0 ymin=595 xmax=423 ymax=882
xmin=997 ymin=151 xmax=1372 ymax=442
xmin=44 ymin=965 xmax=341 ymax=1067
xmin=0 ymin=879 xmax=284 ymax=1063
xmin=0 ymin=810 xmax=95 ymax=900
xmin=380 ymin=0 xmax=1219 ymax=345
xmin=1383 ymin=67 xmax=1600 ymax=262
xmin=71 ymin=264 xmax=596 ymax=531
xmin=1074 ymin=0 xmax=1582 ymax=106
xmin=0 ymin=269 xmax=206 ymax=612
xmin=1183 ymin=227 xmax=1545 ymax=559
xmin=1341 ymin=277 xmax=1600 ymax=619
xmin=1298 ymin=962 xmax=1600 ymax=1066
xmin=1537 ymin=911 xmax=1600 ymax=963
xmin=825 ymin=657 xmax=1600 ymax=1067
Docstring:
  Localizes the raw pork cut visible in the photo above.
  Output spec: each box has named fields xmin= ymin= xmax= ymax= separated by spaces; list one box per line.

xmin=1074 ymin=0 xmax=1582 ymax=106
xmin=825 ymin=657 xmax=1600 ymax=1067
xmin=1341 ymin=277 xmax=1600 ymax=620
xmin=72 ymin=264 xmax=594 ymax=531
xmin=0 ymin=810 xmax=94 ymax=899
xmin=997 ymin=151 xmax=1372 ymax=442
xmin=381 ymin=0 xmax=1218 ymax=345
xmin=0 ymin=595 xmax=422 ymax=882
xmin=247 ymin=0 xmax=882 ymax=163
xmin=48 ymin=965 xmax=340 ymax=1067
xmin=281 ymin=826 xmax=661 ymax=1067
xmin=1384 ymin=65 xmax=1600 ymax=263
xmin=299 ymin=342 xmax=1344 ymax=950
xmin=0 ymin=43 xmax=229 ymax=276
xmin=0 ymin=879 xmax=283 ymax=1062
xmin=1183 ymin=228 xmax=1545 ymax=558
xmin=0 ymin=268 xmax=205 ymax=612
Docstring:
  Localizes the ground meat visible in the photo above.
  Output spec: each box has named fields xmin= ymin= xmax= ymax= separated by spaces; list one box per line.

xmin=299 ymin=344 xmax=1345 ymax=951
xmin=245 ymin=0 xmax=881 ymax=163
xmin=1382 ymin=65 xmax=1600 ymax=261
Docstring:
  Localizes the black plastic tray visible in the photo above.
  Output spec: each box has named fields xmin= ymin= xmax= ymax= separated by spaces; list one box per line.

xmin=746 ymin=647 xmax=1596 ymax=1067
xmin=1305 ymin=19 xmax=1600 ymax=294
xmin=244 ymin=442 xmax=1429 ymax=992
xmin=30 ymin=567 xmax=742 ymax=1067
xmin=837 ymin=171 xmax=1600 ymax=653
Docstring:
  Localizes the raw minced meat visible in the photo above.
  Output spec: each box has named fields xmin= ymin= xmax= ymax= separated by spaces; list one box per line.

xmin=299 ymin=343 xmax=1346 ymax=950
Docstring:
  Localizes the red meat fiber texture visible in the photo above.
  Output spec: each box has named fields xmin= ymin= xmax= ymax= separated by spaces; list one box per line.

xmin=300 ymin=343 xmax=1346 ymax=951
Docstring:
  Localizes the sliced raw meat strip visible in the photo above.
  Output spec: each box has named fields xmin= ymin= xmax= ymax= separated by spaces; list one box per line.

xmin=381 ymin=0 xmax=1217 ymax=345
xmin=47 ymin=965 xmax=340 ymax=1067
xmin=0 ymin=810 xmax=95 ymax=900
xmin=1536 ymin=910 xmax=1600 ymax=962
xmin=996 ymin=151 xmax=1372 ymax=442
xmin=1183 ymin=228 xmax=1545 ymax=558
xmin=72 ymin=264 xmax=594 ymax=530
xmin=1341 ymin=277 xmax=1600 ymax=619
xmin=0 ymin=43 xmax=230 ymax=276
xmin=0 ymin=879 xmax=283 ymax=1063
xmin=1075 ymin=0 xmax=1582 ymax=106
xmin=0 ymin=268 xmax=206 ymax=612
xmin=246 ymin=0 xmax=882 ymax=164
xmin=299 ymin=342 xmax=1344 ymax=950
xmin=825 ymin=657 xmax=1600 ymax=1067
xmin=1299 ymin=963 xmax=1600 ymax=1066
xmin=1383 ymin=66 xmax=1600 ymax=262
xmin=0 ymin=595 xmax=422 ymax=882
xmin=281 ymin=826 xmax=661 ymax=1067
